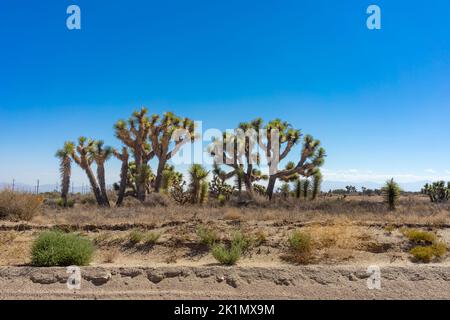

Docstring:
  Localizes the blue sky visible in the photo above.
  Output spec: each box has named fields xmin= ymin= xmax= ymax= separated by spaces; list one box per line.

xmin=1 ymin=0 xmax=450 ymax=188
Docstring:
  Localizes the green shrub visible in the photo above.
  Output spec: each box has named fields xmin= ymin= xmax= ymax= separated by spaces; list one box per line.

xmin=431 ymin=241 xmax=447 ymax=258
xmin=212 ymin=244 xmax=241 ymax=265
xmin=231 ymin=231 xmax=252 ymax=252
xmin=289 ymin=231 xmax=312 ymax=252
xmin=402 ymin=228 xmax=436 ymax=244
xmin=287 ymin=231 xmax=313 ymax=264
xmin=409 ymin=241 xmax=447 ymax=263
xmin=57 ymin=198 xmax=75 ymax=208
xmin=218 ymin=194 xmax=226 ymax=206
xmin=128 ymin=229 xmax=145 ymax=243
xmin=143 ymin=232 xmax=160 ymax=245
xmin=31 ymin=230 xmax=94 ymax=266
xmin=197 ymin=225 xmax=218 ymax=246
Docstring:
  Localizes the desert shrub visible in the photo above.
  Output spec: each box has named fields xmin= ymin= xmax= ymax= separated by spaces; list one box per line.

xmin=384 ymin=225 xmax=395 ymax=234
xmin=144 ymin=193 xmax=170 ymax=207
xmin=143 ymin=232 xmax=161 ymax=245
xmin=287 ymin=231 xmax=313 ymax=264
xmin=432 ymin=241 xmax=447 ymax=258
xmin=196 ymin=225 xmax=218 ymax=246
xmin=212 ymin=244 xmax=241 ymax=265
xmin=31 ymin=230 xmax=94 ymax=266
xmin=409 ymin=246 xmax=434 ymax=263
xmin=223 ymin=208 xmax=242 ymax=220
xmin=78 ymin=194 xmax=98 ymax=205
xmin=128 ymin=229 xmax=145 ymax=243
xmin=409 ymin=242 xmax=447 ymax=263
xmin=121 ymin=197 xmax=143 ymax=208
xmin=402 ymin=228 xmax=436 ymax=244
xmin=0 ymin=190 xmax=43 ymax=221
xmin=57 ymin=198 xmax=75 ymax=208
xmin=218 ymin=194 xmax=226 ymax=206
xmin=103 ymin=248 xmax=119 ymax=263
xmin=422 ymin=181 xmax=449 ymax=203
xmin=231 ymin=231 xmax=252 ymax=252
xmin=253 ymin=230 xmax=267 ymax=246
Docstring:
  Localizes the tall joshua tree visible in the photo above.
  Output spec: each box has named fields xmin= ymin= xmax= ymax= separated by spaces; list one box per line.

xmin=115 ymin=108 xmax=153 ymax=201
xmin=249 ymin=118 xmax=326 ymax=199
xmin=148 ymin=112 xmax=195 ymax=192
xmin=113 ymin=147 xmax=129 ymax=207
xmin=55 ymin=142 xmax=73 ymax=207
xmin=88 ymin=140 xmax=113 ymax=207
xmin=69 ymin=137 xmax=106 ymax=206
xmin=311 ymin=171 xmax=323 ymax=200
xmin=382 ymin=178 xmax=401 ymax=211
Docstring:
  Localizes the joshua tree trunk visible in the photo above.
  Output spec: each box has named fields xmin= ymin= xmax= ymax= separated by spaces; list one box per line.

xmin=60 ymin=156 xmax=71 ymax=207
xmin=243 ymin=174 xmax=253 ymax=196
xmin=115 ymin=148 xmax=129 ymax=207
xmin=97 ymin=161 xmax=110 ymax=207
xmin=266 ymin=176 xmax=277 ymax=200
xmin=153 ymin=159 xmax=167 ymax=192
xmin=56 ymin=145 xmax=73 ymax=208
xmin=84 ymin=166 xmax=105 ymax=206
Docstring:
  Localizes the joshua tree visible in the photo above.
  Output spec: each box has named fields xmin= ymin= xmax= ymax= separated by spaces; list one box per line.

xmin=209 ymin=163 xmax=235 ymax=200
xmin=113 ymin=147 xmax=129 ymax=207
xmin=115 ymin=108 xmax=153 ymax=201
xmin=55 ymin=142 xmax=73 ymax=207
xmin=302 ymin=179 xmax=310 ymax=199
xmin=311 ymin=171 xmax=323 ymax=200
xmin=345 ymin=185 xmax=357 ymax=194
xmin=246 ymin=118 xmax=325 ymax=199
xmin=422 ymin=181 xmax=449 ymax=203
xmin=209 ymin=122 xmax=267 ymax=196
xmin=160 ymin=164 xmax=183 ymax=193
xmin=279 ymin=183 xmax=291 ymax=198
xmin=382 ymin=178 xmax=401 ymax=211
xmin=188 ymin=164 xmax=209 ymax=204
xmin=69 ymin=137 xmax=106 ymax=206
xmin=148 ymin=112 xmax=195 ymax=192
xmin=89 ymin=140 xmax=113 ymax=207
xmin=294 ymin=179 xmax=302 ymax=199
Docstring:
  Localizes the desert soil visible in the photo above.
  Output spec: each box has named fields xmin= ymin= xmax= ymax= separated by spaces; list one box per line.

xmin=2 ymin=215 xmax=450 ymax=299
xmin=2 ymin=265 xmax=450 ymax=299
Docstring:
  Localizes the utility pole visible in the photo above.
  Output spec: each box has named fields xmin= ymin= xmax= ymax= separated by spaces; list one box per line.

xmin=36 ymin=179 xmax=40 ymax=194
xmin=12 ymin=179 xmax=15 ymax=192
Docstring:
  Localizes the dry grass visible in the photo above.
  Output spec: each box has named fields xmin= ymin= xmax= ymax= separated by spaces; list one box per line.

xmin=22 ymin=194 xmax=450 ymax=227
xmin=102 ymin=248 xmax=119 ymax=263
xmin=0 ymin=190 xmax=43 ymax=221
xmin=223 ymin=208 xmax=242 ymax=221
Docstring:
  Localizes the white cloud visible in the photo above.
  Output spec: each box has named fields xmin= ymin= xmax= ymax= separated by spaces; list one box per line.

xmin=425 ymin=169 xmax=436 ymax=174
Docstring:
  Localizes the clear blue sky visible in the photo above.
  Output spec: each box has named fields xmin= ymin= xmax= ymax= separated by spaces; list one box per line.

xmin=1 ymin=0 xmax=450 ymax=187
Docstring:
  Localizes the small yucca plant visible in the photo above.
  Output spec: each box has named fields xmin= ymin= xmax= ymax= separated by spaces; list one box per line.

xmin=382 ymin=178 xmax=401 ymax=211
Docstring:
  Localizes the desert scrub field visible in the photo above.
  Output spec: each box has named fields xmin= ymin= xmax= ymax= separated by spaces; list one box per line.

xmin=1 ymin=204 xmax=450 ymax=268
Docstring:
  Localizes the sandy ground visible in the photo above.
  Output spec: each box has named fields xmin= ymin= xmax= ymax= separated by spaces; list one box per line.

xmin=2 ymin=265 xmax=450 ymax=299
xmin=2 ymin=212 xmax=450 ymax=299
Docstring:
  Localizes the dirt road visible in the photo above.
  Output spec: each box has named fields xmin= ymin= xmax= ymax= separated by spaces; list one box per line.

xmin=1 ymin=265 xmax=450 ymax=299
